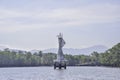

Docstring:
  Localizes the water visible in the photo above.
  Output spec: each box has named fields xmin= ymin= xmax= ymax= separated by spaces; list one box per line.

xmin=0 ymin=67 xmax=120 ymax=80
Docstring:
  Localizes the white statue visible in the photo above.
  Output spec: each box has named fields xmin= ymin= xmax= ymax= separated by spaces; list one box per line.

xmin=57 ymin=33 xmax=65 ymax=61
xmin=54 ymin=33 xmax=67 ymax=69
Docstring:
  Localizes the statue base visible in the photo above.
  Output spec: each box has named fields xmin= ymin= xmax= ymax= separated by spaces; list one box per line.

xmin=54 ymin=59 xmax=67 ymax=69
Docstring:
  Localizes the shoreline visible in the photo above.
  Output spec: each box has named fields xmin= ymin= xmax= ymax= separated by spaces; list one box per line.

xmin=0 ymin=65 xmax=119 ymax=68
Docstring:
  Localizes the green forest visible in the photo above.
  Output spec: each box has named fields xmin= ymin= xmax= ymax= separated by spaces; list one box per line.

xmin=0 ymin=43 xmax=120 ymax=67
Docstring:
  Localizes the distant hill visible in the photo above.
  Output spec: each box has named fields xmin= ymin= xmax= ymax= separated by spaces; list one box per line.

xmin=0 ymin=45 xmax=108 ymax=55
xmin=0 ymin=45 xmax=26 ymax=53
xmin=43 ymin=45 xmax=108 ymax=55
xmin=0 ymin=45 xmax=8 ymax=51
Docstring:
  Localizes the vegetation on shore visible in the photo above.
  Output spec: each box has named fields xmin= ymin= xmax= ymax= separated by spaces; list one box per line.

xmin=0 ymin=43 xmax=120 ymax=67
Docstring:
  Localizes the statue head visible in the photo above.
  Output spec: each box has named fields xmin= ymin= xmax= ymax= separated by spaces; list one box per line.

xmin=57 ymin=33 xmax=63 ymax=39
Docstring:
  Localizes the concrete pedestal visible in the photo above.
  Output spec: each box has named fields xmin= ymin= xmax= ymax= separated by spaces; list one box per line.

xmin=54 ymin=60 xmax=67 ymax=69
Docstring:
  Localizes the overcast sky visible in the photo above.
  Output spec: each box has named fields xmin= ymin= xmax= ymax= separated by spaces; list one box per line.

xmin=0 ymin=0 xmax=120 ymax=50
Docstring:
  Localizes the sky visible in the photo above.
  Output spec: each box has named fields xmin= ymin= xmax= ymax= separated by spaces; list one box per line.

xmin=0 ymin=0 xmax=120 ymax=50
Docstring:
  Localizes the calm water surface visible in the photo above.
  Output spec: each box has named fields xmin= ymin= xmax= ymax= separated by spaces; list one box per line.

xmin=0 ymin=66 xmax=120 ymax=80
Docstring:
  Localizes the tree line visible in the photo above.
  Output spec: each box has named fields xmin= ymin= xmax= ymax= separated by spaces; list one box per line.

xmin=0 ymin=43 xmax=120 ymax=67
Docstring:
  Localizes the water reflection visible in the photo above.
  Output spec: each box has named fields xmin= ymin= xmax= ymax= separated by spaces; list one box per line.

xmin=54 ymin=69 xmax=67 ymax=80
xmin=0 ymin=67 xmax=120 ymax=80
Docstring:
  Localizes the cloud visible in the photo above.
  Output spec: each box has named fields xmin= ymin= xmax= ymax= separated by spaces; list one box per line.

xmin=0 ymin=3 xmax=119 ymax=33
